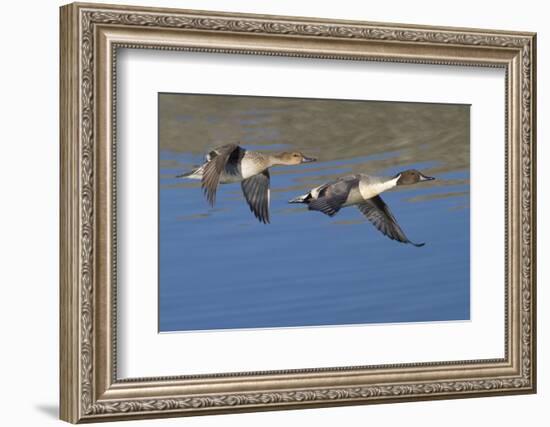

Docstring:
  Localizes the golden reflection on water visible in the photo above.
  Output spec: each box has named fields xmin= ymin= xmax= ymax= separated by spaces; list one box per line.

xmin=159 ymin=93 xmax=469 ymax=201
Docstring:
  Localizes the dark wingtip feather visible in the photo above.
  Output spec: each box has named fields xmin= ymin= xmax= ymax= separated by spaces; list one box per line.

xmin=201 ymin=164 xmax=219 ymax=207
xmin=241 ymin=172 xmax=271 ymax=224
xmin=201 ymin=186 xmax=215 ymax=207
xmin=250 ymin=206 xmax=269 ymax=224
xmin=401 ymin=239 xmax=425 ymax=247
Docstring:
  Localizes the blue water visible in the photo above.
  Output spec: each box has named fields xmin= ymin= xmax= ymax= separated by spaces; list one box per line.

xmin=157 ymin=94 xmax=470 ymax=332
xmin=158 ymin=154 xmax=470 ymax=332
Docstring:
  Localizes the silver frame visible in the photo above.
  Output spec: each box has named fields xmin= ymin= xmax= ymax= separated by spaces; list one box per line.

xmin=60 ymin=2 xmax=536 ymax=423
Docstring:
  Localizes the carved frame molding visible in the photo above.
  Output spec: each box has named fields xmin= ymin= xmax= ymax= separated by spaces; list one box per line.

xmin=60 ymin=2 xmax=536 ymax=423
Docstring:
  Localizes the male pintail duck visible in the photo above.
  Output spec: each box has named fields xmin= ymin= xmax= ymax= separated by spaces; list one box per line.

xmin=177 ymin=143 xmax=316 ymax=224
xmin=289 ymin=169 xmax=435 ymax=246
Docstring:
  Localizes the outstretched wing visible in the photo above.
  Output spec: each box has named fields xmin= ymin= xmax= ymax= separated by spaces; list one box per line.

xmin=241 ymin=170 xmax=270 ymax=224
xmin=357 ymin=195 xmax=425 ymax=247
xmin=307 ymin=175 xmax=358 ymax=217
xmin=201 ymin=144 xmax=243 ymax=206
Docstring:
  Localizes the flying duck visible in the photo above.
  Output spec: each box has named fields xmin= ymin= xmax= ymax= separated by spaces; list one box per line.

xmin=177 ymin=143 xmax=316 ymax=224
xmin=289 ymin=169 xmax=435 ymax=246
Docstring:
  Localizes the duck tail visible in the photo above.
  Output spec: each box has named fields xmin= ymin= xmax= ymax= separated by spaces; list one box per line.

xmin=176 ymin=165 xmax=204 ymax=179
xmin=288 ymin=193 xmax=311 ymax=204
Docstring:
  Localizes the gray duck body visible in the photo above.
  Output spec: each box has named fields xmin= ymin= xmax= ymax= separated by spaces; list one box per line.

xmin=177 ymin=143 xmax=316 ymax=224
xmin=289 ymin=170 xmax=435 ymax=247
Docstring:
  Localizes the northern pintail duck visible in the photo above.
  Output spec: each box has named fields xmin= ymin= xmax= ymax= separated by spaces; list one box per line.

xmin=289 ymin=169 xmax=435 ymax=246
xmin=177 ymin=143 xmax=316 ymax=224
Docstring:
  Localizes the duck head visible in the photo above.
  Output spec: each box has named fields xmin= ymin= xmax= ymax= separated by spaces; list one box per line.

xmin=395 ymin=169 xmax=435 ymax=185
xmin=272 ymin=151 xmax=317 ymax=166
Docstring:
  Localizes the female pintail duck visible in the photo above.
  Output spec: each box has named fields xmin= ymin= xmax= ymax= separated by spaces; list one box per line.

xmin=289 ymin=169 xmax=435 ymax=246
xmin=177 ymin=143 xmax=316 ymax=224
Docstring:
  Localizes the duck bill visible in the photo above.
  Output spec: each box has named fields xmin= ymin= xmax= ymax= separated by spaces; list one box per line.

xmin=420 ymin=174 xmax=435 ymax=182
xmin=301 ymin=156 xmax=317 ymax=163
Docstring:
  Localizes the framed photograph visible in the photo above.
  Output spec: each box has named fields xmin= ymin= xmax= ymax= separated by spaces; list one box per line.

xmin=59 ymin=2 xmax=537 ymax=423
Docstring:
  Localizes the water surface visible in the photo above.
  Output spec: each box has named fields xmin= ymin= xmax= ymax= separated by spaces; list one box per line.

xmin=158 ymin=93 xmax=470 ymax=332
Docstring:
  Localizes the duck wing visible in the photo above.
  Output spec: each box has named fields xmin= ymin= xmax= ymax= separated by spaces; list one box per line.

xmin=241 ymin=170 xmax=270 ymax=224
xmin=357 ymin=195 xmax=425 ymax=247
xmin=307 ymin=175 xmax=359 ymax=217
xmin=201 ymin=144 xmax=244 ymax=206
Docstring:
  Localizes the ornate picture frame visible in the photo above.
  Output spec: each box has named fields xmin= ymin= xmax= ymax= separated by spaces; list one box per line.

xmin=60 ymin=2 xmax=536 ymax=423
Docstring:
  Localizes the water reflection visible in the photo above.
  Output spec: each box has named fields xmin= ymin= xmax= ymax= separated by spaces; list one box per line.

xmin=158 ymin=94 xmax=470 ymax=332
